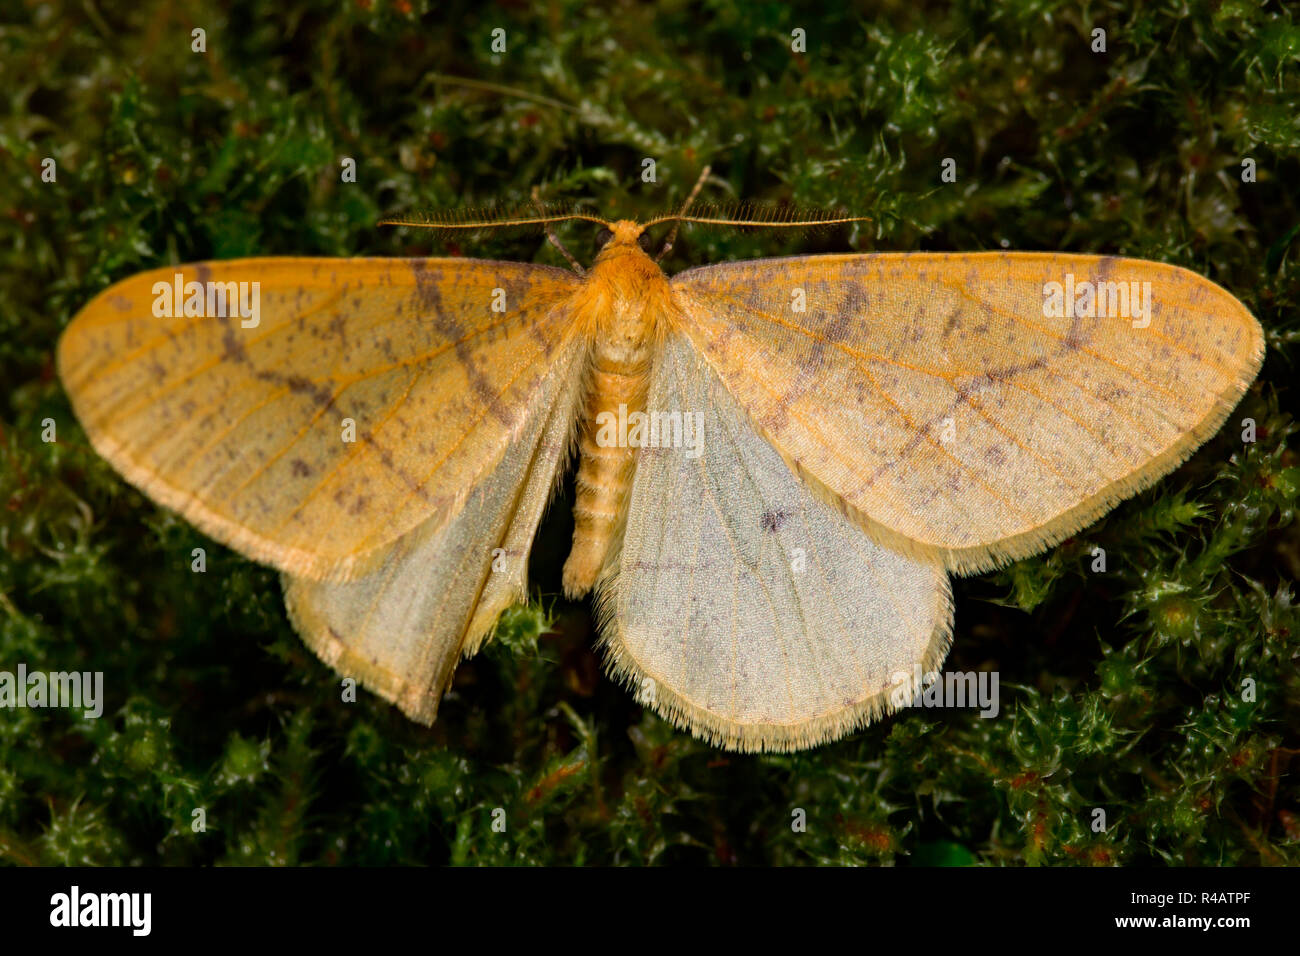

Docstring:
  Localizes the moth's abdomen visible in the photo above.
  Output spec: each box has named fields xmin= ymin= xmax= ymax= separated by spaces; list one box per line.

xmin=562 ymin=335 xmax=652 ymax=598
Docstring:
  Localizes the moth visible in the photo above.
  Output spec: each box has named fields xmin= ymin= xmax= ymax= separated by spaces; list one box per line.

xmin=58 ymin=171 xmax=1264 ymax=751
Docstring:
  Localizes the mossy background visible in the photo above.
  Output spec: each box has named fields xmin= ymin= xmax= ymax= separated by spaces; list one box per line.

xmin=2 ymin=0 xmax=1298 ymax=866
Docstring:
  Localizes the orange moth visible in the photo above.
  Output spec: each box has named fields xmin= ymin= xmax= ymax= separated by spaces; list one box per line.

xmin=58 ymin=170 xmax=1264 ymax=751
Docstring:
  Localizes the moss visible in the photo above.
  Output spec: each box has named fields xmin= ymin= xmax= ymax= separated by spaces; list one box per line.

xmin=1 ymin=0 xmax=1297 ymax=865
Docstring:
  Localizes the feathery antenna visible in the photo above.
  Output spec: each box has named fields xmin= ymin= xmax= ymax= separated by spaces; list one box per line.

xmin=643 ymin=199 xmax=870 ymax=231
xmin=378 ymin=206 xmax=610 ymax=231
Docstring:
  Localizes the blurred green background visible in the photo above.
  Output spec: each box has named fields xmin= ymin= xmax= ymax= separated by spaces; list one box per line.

xmin=1 ymin=0 xmax=1298 ymax=865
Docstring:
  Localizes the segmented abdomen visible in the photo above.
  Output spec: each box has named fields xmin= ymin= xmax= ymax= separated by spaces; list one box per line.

xmin=561 ymin=337 xmax=652 ymax=598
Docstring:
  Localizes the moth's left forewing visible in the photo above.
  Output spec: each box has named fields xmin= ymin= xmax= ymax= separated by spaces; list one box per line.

xmin=672 ymin=253 xmax=1264 ymax=574
xmin=58 ymin=257 xmax=582 ymax=582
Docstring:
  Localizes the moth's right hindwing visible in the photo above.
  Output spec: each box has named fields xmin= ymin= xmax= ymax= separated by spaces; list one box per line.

xmin=599 ymin=335 xmax=953 ymax=752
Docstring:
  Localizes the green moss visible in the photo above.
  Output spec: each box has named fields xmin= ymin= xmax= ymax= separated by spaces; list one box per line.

xmin=1 ymin=0 xmax=1296 ymax=865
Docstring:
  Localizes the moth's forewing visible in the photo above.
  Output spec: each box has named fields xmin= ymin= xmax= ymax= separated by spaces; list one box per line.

xmin=58 ymin=257 xmax=581 ymax=581
xmin=672 ymin=253 xmax=1263 ymax=574
xmin=600 ymin=335 xmax=952 ymax=753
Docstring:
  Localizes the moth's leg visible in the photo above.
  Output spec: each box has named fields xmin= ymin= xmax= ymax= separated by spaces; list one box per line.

xmin=531 ymin=185 xmax=585 ymax=274
xmin=655 ymin=164 xmax=712 ymax=262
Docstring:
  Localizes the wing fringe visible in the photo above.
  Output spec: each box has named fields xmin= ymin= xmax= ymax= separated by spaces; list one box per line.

xmin=592 ymin=562 xmax=954 ymax=752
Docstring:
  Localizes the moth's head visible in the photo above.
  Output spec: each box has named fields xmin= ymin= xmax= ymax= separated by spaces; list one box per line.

xmin=592 ymin=220 xmax=655 ymax=261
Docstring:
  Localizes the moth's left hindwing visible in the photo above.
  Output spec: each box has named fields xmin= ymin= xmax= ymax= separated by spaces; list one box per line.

xmin=283 ymin=335 xmax=586 ymax=723
xmin=599 ymin=335 xmax=952 ymax=753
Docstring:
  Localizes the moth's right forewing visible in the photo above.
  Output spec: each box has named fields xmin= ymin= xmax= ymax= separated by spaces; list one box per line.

xmin=58 ymin=257 xmax=581 ymax=581
xmin=672 ymin=253 xmax=1263 ymax=574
